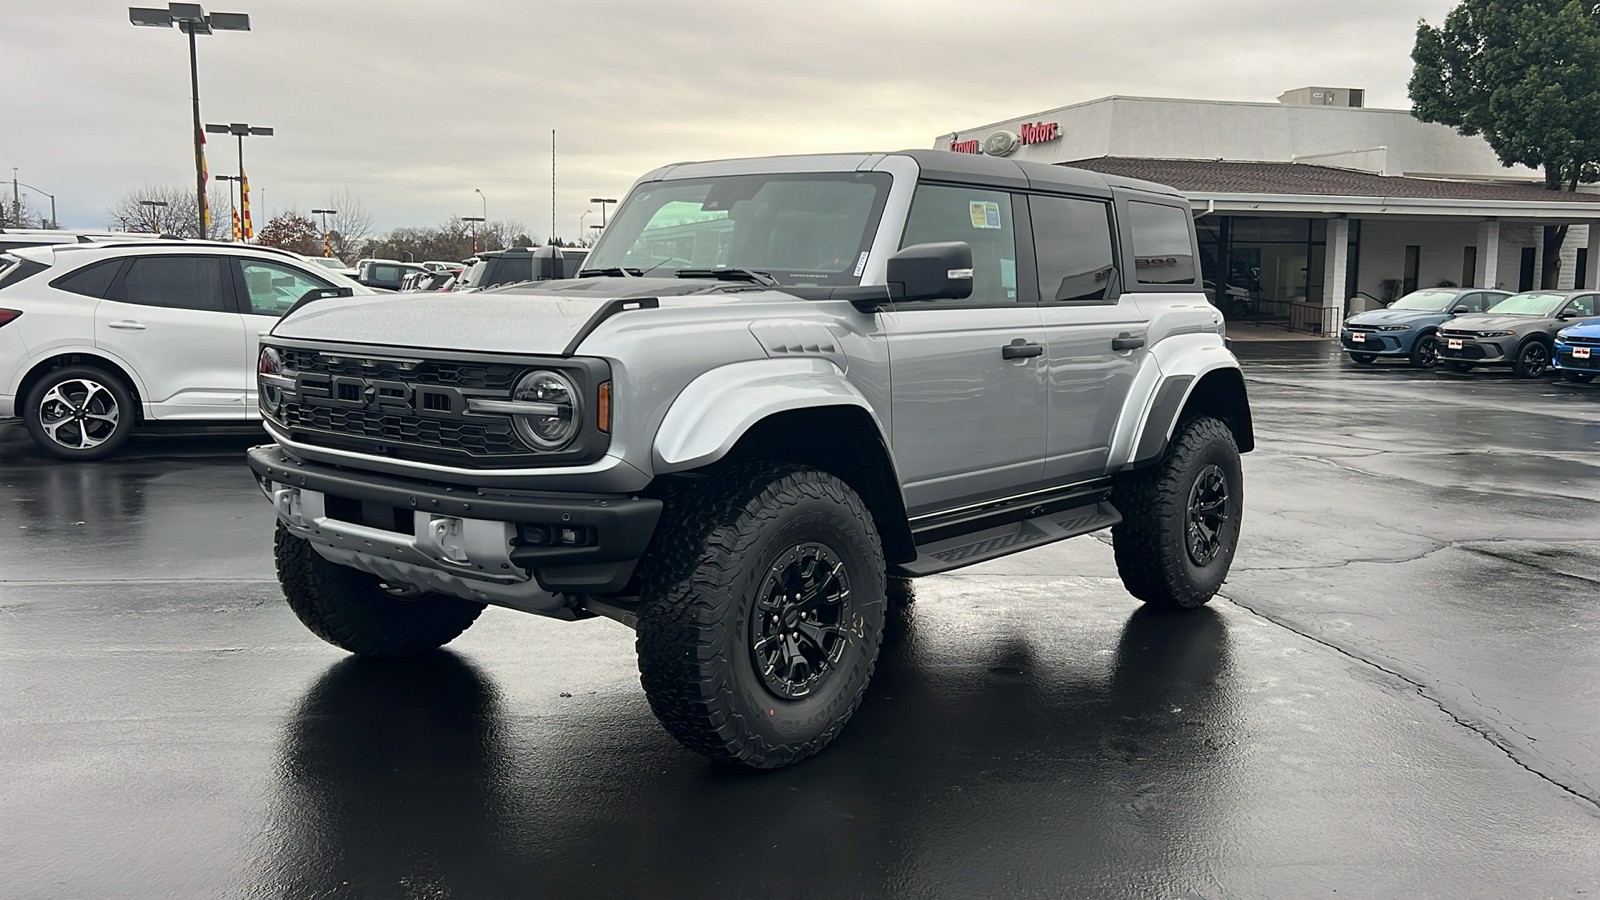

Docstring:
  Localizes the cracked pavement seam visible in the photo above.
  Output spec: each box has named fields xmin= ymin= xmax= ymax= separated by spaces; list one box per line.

xmin=1220 ymin=593 xmax=1600 ymax=814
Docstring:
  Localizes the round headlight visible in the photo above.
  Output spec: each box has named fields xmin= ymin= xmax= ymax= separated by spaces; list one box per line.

xmin=511 ymin=369 xmax=580 ymax=450
xmin=258 ymin=346 xmax=283 ymax=415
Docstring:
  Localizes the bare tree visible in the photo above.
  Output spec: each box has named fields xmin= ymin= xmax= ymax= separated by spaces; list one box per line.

xmin=1 ymin=194 xmax=39 ymax=229
xmin=106 ymin=184 xmax=230 ymax=238
xmin=323 ymin=188 xmax=374 ymax=262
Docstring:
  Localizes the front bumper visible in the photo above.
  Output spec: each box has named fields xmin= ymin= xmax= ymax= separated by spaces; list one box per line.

xmin=1340 ymin=330 xmax=1411 ymax=355
xmin=1554 ymin=341 xmax=1600 ymax=372
xmin=1436 ymin=337 xmax=1512 ymax=365
xmin=248 ymin=443 xmax=662 ymax=612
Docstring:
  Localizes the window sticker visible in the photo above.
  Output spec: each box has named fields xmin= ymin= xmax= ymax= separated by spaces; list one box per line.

xmin=969 ymin=200 xmax=1002 ymax=229
xmin=853 ymin=251 xmax=869 ymax=277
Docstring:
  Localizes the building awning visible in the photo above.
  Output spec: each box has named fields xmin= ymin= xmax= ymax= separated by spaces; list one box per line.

xmin=1067 ymin=157 xmax=1600 ymax=221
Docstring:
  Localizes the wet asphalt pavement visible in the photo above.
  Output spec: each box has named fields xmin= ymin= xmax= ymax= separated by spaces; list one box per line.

xmin=3 ymin=344 xmax=1599 ymax=899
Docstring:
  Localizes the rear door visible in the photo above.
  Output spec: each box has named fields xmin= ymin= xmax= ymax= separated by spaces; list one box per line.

xmin=883 ymin=183 xmax=1047 ymax=515
xmin=232 ymin=257 xmax=335 ymax=417
xmin=1029 ymin=192 xmax=1149 ymax=482
xmin=94 ymin=254 xmax=247 ymax=418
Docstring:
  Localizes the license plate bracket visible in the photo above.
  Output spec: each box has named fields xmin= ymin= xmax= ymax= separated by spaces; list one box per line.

xmin=1575 ymin=346 xmax=1592 ymax=359
xmin=1447 ymin=338 xmax=1464 ymax=350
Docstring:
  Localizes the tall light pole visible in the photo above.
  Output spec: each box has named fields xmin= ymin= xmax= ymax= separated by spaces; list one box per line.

xmin=579 ymin=209 xmax=593 ymax=239
xmin=129 ymin=4 xmax=252 ymax=237
xmin=462 ymin=215 xmax=485 ymax=254
xmin=590 ymin=197 xmax=617 ymax=228
xmin=474 ymin=188 xmax=486 ymax=223
xmin=214 ymin=173 xmax=239 ymax=237
xmin=138 ymin=199 xmax=170 ymax=234
xmin=5 ymin=173 xmax=55 ymax=228
xmin=312 ymin=207 xmax=336 ymax=257
xmin=205 ymin=121 xmax=271 ymax=238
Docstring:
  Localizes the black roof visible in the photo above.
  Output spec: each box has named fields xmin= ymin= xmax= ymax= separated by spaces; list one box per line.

xmin=894 ymin=150 xmax=1186 ymax=200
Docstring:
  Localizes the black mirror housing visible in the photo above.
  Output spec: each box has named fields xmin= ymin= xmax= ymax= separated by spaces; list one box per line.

xmin=1451 ymin=306 xmax=1469 ymax=314
xmin=887 ymin=242 xmax=974 ymax=303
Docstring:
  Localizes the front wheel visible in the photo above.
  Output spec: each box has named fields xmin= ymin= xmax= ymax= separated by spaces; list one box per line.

xmin=1111 ymin=417 xmax=1244 ymax=610
xmin=1563 ymin=370 xmax=1595 ymax=384
xmin=22 ymin=365 xmax=136 ymax=460
xmin=1409 ymin=334 xmax=1442 ymax=368
xmin=636 ymin=464 xmax=886 ymax=769
xmin=1513 ymin=340 xmax=1551 ymax=378
xmin=274 ymin=524 xmax=485 ymax=657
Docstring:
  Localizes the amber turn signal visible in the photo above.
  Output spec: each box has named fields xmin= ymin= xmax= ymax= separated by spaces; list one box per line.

xmin=597 ymin=382 xmax=611 ymax=433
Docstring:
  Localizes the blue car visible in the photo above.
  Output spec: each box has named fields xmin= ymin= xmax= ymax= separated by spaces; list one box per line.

xmin=1341 ymin=287 xmax=1510 ymax=368
xmin=1553 ymin=320 xmax=1600 ymax=383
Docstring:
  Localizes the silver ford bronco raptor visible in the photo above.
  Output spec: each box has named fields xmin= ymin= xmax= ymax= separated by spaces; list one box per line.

xmin=248 ymin=150 xmax=1253 ymax=768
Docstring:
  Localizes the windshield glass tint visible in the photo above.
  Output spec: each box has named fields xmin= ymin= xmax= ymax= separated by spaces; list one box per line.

xmin=583 ymin=172 xmax=893 ymax=286
xmin=1489 ymin=293 xmax=1567 ymax=316
xmin=1389 ymin=289 xmax=1460 ymax=311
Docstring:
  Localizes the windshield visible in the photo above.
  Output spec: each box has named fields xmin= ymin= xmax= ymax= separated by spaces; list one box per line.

xmin=1488 ymin=293 xmax=1567 ymax=317
xmin=582 ymin=172 xmax=893 ymax=287
xmin=1389 ymin=289 xmax=1462 ymax=312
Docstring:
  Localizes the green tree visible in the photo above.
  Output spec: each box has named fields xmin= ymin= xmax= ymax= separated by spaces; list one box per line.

xmin=1411 ymin=0 xmax=1600 ymax=287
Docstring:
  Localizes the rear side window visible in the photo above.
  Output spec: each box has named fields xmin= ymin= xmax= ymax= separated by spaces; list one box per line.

xmin=1127 ymin=202 xmax=1197 ymax=286
xmin=370 ymin=264 xmax=402 ymax=282
xmin=50 ymin=259 xmax=123 ymax=298
xmin=114 ymin=256 xmax=228 ymax=312
xmin=0 ymin=255 xmax=49 ymax=291
xmin=1030 ymin=195 xmax=1116 ymax=302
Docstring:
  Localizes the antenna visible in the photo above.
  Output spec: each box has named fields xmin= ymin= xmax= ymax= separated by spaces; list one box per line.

xmin=551 ymin=128 xmax=557 ymax=245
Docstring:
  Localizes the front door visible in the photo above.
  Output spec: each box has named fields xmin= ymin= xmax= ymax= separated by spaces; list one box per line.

xmin=94 ymin=254 xmax=247 ymax=419
xmin=885 ymin=184 xmax=1047 ymax=515
xmin=233 ymin=257 xmax=335 ymax=417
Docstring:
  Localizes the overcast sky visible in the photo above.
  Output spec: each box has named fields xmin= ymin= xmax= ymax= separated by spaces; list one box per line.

xmin=4 ymin=0 xmax=1458 ymax=238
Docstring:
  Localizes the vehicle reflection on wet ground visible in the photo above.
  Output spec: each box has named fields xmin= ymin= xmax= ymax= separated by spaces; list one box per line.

xmin=1 ymin=343 xmax=1597 ymax=897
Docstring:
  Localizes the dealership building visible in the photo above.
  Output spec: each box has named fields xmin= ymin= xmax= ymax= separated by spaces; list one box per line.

xmin=937 ymin=88 xmax=1600 ymax=334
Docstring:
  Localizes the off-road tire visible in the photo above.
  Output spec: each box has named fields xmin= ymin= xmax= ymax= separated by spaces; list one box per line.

xmin=1409 ymin=333 xmax=1441 ymax=369
xmin=22 ymin=365 xmax=136 ymax=461
xmin=274 ymin=523 xmax=485 ymax=657
xmin=1349 ymin=353 xmax=1377 ymax=365
xmin=887 ymin=575 xmax=916 ymax=608
xmin=1563 ymin=370 xmax=1595 ymax=384
xmin=1513 ymin=338 xmax=1551 ymax=378
xmin=636 ymin=463 xmax=887 ymax=769
xmin=1111 ymin=416 xmax=1243 ymax=610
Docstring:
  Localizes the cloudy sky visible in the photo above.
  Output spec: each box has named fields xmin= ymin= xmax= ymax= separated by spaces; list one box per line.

xmin=4 ymin=0 xmax=1458 ymax=238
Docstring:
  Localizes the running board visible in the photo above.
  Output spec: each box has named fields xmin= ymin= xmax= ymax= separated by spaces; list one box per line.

xmin=893 ymin=501 xmax=1121 ymax=577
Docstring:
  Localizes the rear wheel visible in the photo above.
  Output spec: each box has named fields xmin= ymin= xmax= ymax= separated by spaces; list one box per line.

xmin=1348 ymin=353 xmax=1377 ymax=365
xmin=1112 ymin=417 xmax=1244 ymax=610
xmin=1409 ymin=333 xmax=1442 ymax=368
xmin=22 ymin=365 xmax=136 ymax=461
xmin=1513 ymin=339 xmax=1551 ymax=378
xmin=636 ymin=464 xmax=886 ymax=769
xmin=274 ymin=523 xmax=485 ymax=657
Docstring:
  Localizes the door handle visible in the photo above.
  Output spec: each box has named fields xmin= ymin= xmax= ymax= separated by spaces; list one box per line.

xmin=1112 ymin=333 xmax=1144 ymax=351
xmin=1001 ymin=339 xmax=1044 ymax=360
xmin=108 ymin=320 xmax=146 ymax=331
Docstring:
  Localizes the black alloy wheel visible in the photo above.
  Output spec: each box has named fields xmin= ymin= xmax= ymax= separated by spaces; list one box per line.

xmin=1186 ymin=464 xmax=1230 ymax=567
xmin=750 ymin=542 xmax=853 ymax=700
xmin=1410 ymin=334 xmax=1442 ymax=368
xmin=1514 ymin=340 xmax=1551 ymax=378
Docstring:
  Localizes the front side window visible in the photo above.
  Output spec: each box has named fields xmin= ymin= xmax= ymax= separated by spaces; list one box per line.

xmin=583 ymin=172 xmax=892 ymax=287
xmin=1030 ymin=195 xmax=1115 ymax=302
xmin=1565 ymin=294 xmax=1598 ymax=317
xmin=240 ymin=259 xmax=330 ymax=317
xmin=900 ymin=184 xmax=1017 ymax=302
xmin=1127 ymin=202 xmax=1197 ymax=286
xmin=114 ymin=256 xmax=228 ymax=312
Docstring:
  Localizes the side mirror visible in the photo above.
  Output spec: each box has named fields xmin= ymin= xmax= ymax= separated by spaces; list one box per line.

xmin=1451 ymin=306 xmax=1469 ymax=315
xmin=886 ymin=242 xmax=974 ymax=303
xmin=283 ymin=286 xmax=354 ymax=317
xmin=1557 ymin=313 xmax=1574 ymax=321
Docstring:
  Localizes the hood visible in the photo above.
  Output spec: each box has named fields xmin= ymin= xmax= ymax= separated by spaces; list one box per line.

xmin=1445 ymin=313 xmax=1547 ymax=332
xmin=1557 ymin=319 xmax=1600 ymax=339
xmin=1345 ymin=308 xmax=1450 ymax=327
xmin=270 ymin=277 xmax=742 ymax=355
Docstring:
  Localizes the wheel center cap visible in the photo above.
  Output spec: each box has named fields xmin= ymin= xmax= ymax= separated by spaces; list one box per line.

xmin=782 ymin=607 xmax=801 ymax=629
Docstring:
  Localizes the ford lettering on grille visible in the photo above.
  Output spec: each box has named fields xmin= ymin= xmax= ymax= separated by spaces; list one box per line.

xmin=295 ymin=373 xmax=464 ymax=417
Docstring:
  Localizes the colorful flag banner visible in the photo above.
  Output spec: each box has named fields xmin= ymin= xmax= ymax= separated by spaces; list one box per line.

xmin=232 ymin=209 xmax=242 ymax=242
xmin=241 ymin=169 xmax=253 ymax=240
xmin=197 ymin=124 xmax=211 ymax=232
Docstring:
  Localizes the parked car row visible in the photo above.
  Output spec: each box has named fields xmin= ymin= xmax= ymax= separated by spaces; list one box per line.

xmin=1340 ymin=286 xmax=1600 ymax=381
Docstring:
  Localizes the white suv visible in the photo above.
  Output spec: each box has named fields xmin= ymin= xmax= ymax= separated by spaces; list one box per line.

xmin=0 ymin=239 xmax=372 ymax=459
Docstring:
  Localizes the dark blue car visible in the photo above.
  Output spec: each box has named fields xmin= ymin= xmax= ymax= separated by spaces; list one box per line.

xmin=1341 ymin=288 xmax=1510 ymax=368
xmin=1553 ymin=319 xmax=1600 ymax=383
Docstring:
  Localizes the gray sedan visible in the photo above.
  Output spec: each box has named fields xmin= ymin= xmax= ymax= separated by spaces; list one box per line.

xmin=1436 ymin=290 xmax=1600 ymax=377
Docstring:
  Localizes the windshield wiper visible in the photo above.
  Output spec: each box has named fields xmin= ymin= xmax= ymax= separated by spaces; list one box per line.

xmin=578 ymin=267 xmax=642 ymax=278
xmin=674 ymin=268 xmax=779 ymax=286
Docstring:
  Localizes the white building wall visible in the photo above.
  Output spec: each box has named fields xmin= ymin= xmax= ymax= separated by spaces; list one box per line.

xmin=939 ymin=96 xmax=1542 ymax=182
xmin=1354 ymin=221 xmax=1487 ymax=298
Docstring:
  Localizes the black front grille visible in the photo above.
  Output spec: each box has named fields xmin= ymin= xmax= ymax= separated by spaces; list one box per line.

xmin=279 ymin=401 xmax=524 ymax=457
xmin=1560 ymin=352 xmax=1599 ymax=370
xmin=278 ymin=347 xmax=522 ymax=391
xmin=1564 ymin=334 xmax=1600 ymax=346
